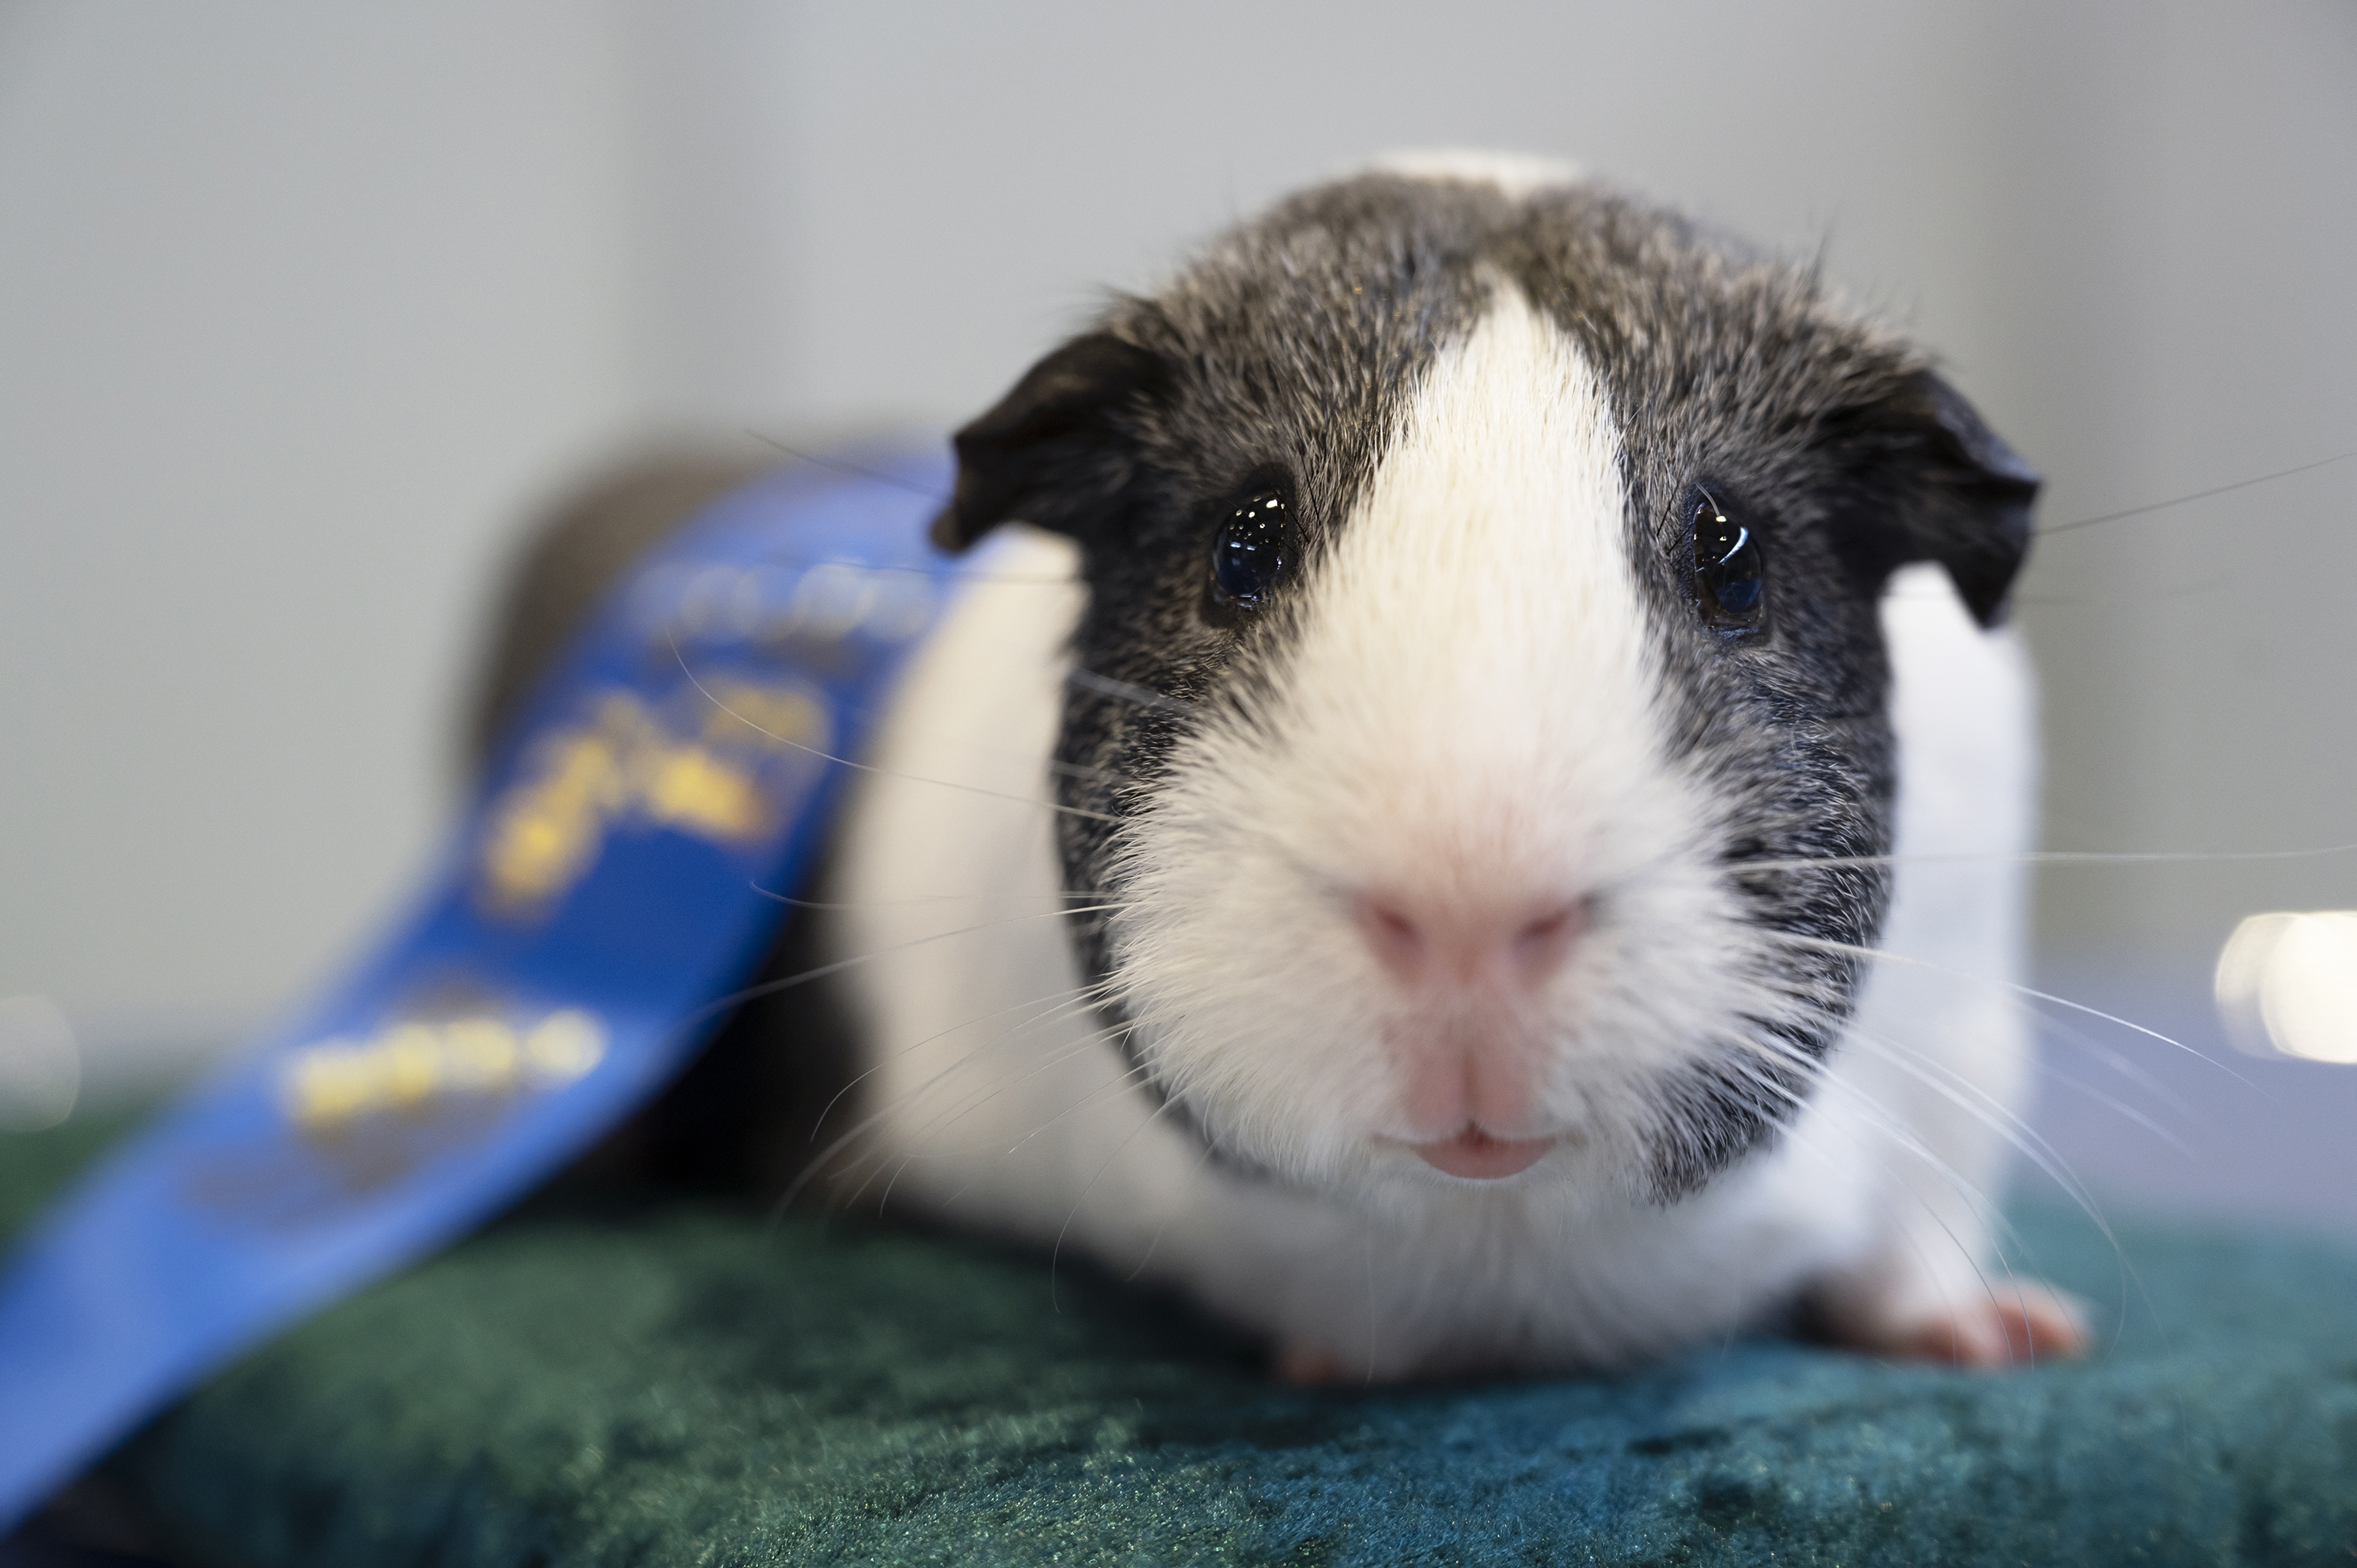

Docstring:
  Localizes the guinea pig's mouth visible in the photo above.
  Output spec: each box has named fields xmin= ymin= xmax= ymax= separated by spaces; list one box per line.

xmin=1402 ymin=1126 xmax=1558 ymax=1180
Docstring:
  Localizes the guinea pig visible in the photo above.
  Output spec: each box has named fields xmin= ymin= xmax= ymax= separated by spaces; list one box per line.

xmin=480 ymin=152 xmax=2087 ymax=1381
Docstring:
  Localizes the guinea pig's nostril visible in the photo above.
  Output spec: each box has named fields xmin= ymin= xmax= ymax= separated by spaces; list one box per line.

xmin=1354 ymin=892 xmax=1585 ymax=987
xmin=1511 ymin=900 xmax=1587 ymax=981
xmin=1356 ymin=896 xmax=1428 ymax=980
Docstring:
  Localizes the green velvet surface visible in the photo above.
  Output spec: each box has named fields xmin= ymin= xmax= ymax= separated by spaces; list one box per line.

xmin=7 ymin=1113 xmax=2355 ymax=1566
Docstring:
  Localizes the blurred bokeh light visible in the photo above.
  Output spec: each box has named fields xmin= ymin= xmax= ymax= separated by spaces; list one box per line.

xmin=2217 ymin=912 xmax=2357 ymax=1065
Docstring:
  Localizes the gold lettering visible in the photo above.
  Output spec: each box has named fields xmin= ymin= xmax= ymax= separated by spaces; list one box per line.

xmin=282 ymin=1041 xmax=370 ymax=1132
xmin=478 ymin=724 xmax=631 ymax=911
xmin=522 ymin=1009 xmax=606 ymax=1082
xmin=379 ymin=1024 xmax=442 ymax=1111
xmin=277 ymin=1009 xmax=610 ymax=1134
xmin=440 ymin=1017 xmax=520 ymax=1092
xmin=640 ymin=746 xmax=764 ymax=840
xmin=475 ymin=680 xmax=828 ymax=917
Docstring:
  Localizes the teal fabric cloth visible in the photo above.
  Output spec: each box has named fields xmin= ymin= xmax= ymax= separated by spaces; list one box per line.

xmin=6 ymin=1112 xmax=2355 ymax=1566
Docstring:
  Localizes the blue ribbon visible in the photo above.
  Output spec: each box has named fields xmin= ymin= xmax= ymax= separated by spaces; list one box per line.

xmin=0 ymin=449 xmax=970 ymax=1526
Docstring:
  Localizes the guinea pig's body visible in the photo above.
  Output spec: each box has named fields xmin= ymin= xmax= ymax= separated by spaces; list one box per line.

xmin=491 ymin=156 xmax=2084 ymax=1378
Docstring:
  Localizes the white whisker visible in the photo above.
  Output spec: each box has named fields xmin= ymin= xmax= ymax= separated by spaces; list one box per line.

xmin=1729 ymin=839 xmax=2357 ymax=875
xmin=1124 ymin=1132 xmax=1223 ymax=1284
xmin=1763 ymin=929 xmax=2257 ymax=1090
xmin=1714 ymin=1031 xmax=2053 ymax=1360
xmin=774 ymin=977 xmax=1124 ymax=1212
xmin=1065 ymin=665 xmax=1195 ymax=716
xmin=842 ymin=1006 xmax=1177 ymax=1215
xmin=698 ymin=899 xmax=1136 ymax=1036
xmin=1746 ymin=984 xmax=2157 ymax=1357
xmin=1045 ymin=1061 xmax=1202 ymax=1314
xmin=803 ymin=978 xmax=1104 ymax=1145
xmin=1716 ymin=1046 xmax=2015 ymax=1315
xmin=752 ymin=885 xmax=1126 ymax=913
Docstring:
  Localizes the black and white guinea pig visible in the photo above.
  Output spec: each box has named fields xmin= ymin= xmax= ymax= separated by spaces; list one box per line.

xmin=481 ymin=152 xmax=2086 ymax=1381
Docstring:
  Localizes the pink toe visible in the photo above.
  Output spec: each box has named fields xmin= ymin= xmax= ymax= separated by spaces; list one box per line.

xmin=1272 ymin=1341 xmax=1354 ymax=1384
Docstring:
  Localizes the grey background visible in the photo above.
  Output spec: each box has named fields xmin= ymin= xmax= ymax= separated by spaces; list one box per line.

xmin=2 ymin=2 xmax=2353 ymax=1218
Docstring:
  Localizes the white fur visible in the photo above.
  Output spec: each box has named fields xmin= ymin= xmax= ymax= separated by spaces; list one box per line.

xmin=1370 ymin=149 xmax=1582 ymax=198
xmin=830 ymin=292 xmax=2037 ymax=1376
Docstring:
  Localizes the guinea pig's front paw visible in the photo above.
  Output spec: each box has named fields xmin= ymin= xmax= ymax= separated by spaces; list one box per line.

xmin=1824 ymin=1277 xmax=2091 ymax=1368
xmin=1271 ymin=1340 xmax=1365 ymax=1385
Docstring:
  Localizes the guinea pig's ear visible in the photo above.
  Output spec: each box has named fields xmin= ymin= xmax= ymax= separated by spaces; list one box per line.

xmin=930 ymin=332 xmax=1166 ymax=553
xmin=1830 ymin=371 xmax=2040 ymax=628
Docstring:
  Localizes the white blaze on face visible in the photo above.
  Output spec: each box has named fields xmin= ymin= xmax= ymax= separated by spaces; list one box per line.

xmin=1113 ymin=284 xmax=1740 ymax=1188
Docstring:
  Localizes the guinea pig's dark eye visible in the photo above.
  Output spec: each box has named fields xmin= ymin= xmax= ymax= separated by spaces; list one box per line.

xmin=1210 ymin=488 xmax=1293 ymax=609
xmin=1691 ymin=488 xmax=1765 ymax=631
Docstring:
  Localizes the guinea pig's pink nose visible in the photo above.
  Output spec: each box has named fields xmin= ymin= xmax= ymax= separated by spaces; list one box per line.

xmin=1353 ymin=891 xmax=1585 ymax=991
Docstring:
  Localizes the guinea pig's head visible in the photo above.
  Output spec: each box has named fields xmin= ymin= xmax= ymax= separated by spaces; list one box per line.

xmin=931 ymin=166 xmax=2037 ymax=1208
